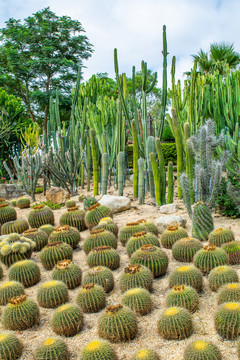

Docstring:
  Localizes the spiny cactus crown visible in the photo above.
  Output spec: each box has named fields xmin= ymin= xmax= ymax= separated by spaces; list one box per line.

xmin=90 ymin=228 xmax=105 ymax=235
xmin=140 ymin=244 xmax=156 ymax=251
xmin=88 ymin=203 xmax=101 ymax=211
xmin=125 ymin=265 xmax=141 ymax=274
xmin=55 ymin=225 xmax=70 ymax=232
xmin=106 ymin=304 xmax=123 ymax=313
xmin=133 ymin=231 xmax=147 ymax=237
xmin=67 ymin=206 xmax=79 ymax=212
xmin=203 ymin=244 xmax=216 ymax=251
xmin=56 ymin=260 xmax=71 ymax=269
xmin=93 ymin=246 xmax=111 ymax=252
xmin=9 ymin=294 xmax=27 ymax=305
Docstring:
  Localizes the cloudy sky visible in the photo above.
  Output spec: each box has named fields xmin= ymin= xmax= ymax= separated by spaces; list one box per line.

xmin=1 ymin=0 xmax=240 ymax=86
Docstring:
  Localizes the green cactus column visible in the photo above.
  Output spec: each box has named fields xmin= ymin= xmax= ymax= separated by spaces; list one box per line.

xmin=172 ymin=108 xmax=183 ymax=198
xmin=146 ymin=136 xmax=156 ymax=203
xmin=184 ymin=122 xmax=194 ymax=203
xmin=155 ymin=138 xmax=166 ymax=204
xmin=117 ymin=152 xmax=125 ymax=196
xmin=81 ymin=146 xmax=85 ymax=189
xmin=90 ymin=129 xmax=99 ymax=196
xmin=102 ymin=153 xmax=108 ymax=195
xmin=131 ymin=119 xmax=139 ymax=198
xmin=86 ymin=136 xmax=91 ymax=192
xmin=149 ymin=152 xmax=161 ymax=205
xmin=138 ymin=158 xmax=145 ymax=204
xmin=167 ymin=161 xmax=174 ymax=204
xmin=102 ymin=132 xmax=107 ymax=154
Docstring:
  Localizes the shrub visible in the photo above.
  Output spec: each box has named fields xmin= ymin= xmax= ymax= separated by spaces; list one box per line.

xmin=162 ymin=126 xmax=175 ymax=142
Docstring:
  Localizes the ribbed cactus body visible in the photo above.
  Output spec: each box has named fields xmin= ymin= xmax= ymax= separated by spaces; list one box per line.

xmin=84 ymin=196 xmax=98 ymax=210
xmin=0 ymin=281 xmax=25 ymax=305
xmin=120 ymin=264 xmax=153 ymax=292
xmin=209 ymin=228 xmax=235 ymax=247
xmin=65 ymin=199 xmax=76 ymax=208
xmin=84 ymin=229 xmax=117 ymax=255
xmin=217 ymin=283 xmax=240 ymax=304
xmin=121 ymin=288 xmax=151 ymax=315
xmin=172 ymin=237 xmax=203 ymax=262
xmin=161 ymin=225 xmax=188 ymax=249
xmin=37 ymin=280 xmax=68 ymax=308
xmin=209 ymin=266 xmax=238 ymax=291
xmin=193 ymin=245 xmax=228 ymax=274
xmin=192 ymin=202 xmax=214 ymax=241
xmin=23 ymin=228 xmax=48 ymax=251
xmin=117 ymin=152 xmax=125 ymax=196
xmin=0 ymin=235 xmax=35 ymax=267
xmin=0 ymin=333 xmax=23 ymax=360
xmin=51 ymin=303 xmax=83 ymax=337
xmin=1 ymin=219 xmax=29 ymax=235
xmin=184 ymin=340 xmax=222 ymax=360
xmin=10 ymin=199 xmax=17 ymax=207
xmin=169 ymin=266 xmax=203 ymax=292
xmin=102 ymin=153 xmax=109 ymax=195
xmin=138 ymin=158 xmax=145 ymax=205
xmin=76 ymin=284 xmax=106 ymax=313
xmin=39 ymin=224 xmax=54 ymax=236
xmin=87 ymin=246 xmax=120 ymax=270
xmin=98 ymin=304 xmax=138 ymax=342
xmin=49 ymin=225 xmax=80 ymax=249
xmin=35 ymin=338 xmax=70 ymax=360
xmin=221 ymin=241 xmax=240 ymax=264
xmin=130 ymin=244 xmax=168 ymax=277
xmin=59 ymin=206 xmax=86 ymax=232
xmin=28 ymin=205 xmax=54 ymax=228
xmin=0 ymin=204 xmax=17 ymax=228
xmin=215 ymin=302 xmax=240 ymax=339
xmin=85 ymin=203 xmax=112 ymax=229
xmin=132 ymin=349 xmax=160 ymax=360
xmin=83 ymin=266 xmax=114 ymax=293
xmin=9 ymin=259 xmax=40 ymax=287
xmin=119 ymin=222 xmax=149 ymax=246
xmin=80 ymin=340 xmax=118 ymax=360
xmin=157 ymin=306 xmax=193 ymax=340
xmin=126 ymin=231 xmax=160 ymax=257
xmin=137 ymin=219 xmax=158 ymax=235
xmin=52 ymin=260 xmax=82 ymax=289
xmin=93 ymin=217 xmax=118 ymax=236
xmin=2 ymin=295 xmax=39 ymax=330
xmin=40 ymin=242 xmax=73 ymax=270
xmin=16 ymin=197 xmax=30 ymax=209
xmin=166 ymin=285 xmax=199 ymax=312
xmin=167 ymin=161 xmax=174 ymax=204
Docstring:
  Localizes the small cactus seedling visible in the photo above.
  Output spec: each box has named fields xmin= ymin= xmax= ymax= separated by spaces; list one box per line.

xmin=215 ymin=302 xmax=240 ymax=339
xmin=166 ymin=285 xmax=199 ymax=312
xmin=49 ymin=225 xmax=81 ymax=249
xmin=16 ymin=197 xmax=30 ymax=209
xmin=169 ymin=266 xmax=203 ymax=292
xmin=51 ymin=303 xmax=83 ymax=337
xmin=83 ymin=266 xmax=114 ymax=293
xmin=83 ymin=229 xmax=117 ymax=255
xmin=119 ymin=222 xmax=149 ymax=246
xmin=23 ymin=228 xmax=48 ymax=251
xmin=209 ymin=227 xmax=235 ymax=247
xmin=137 ymin=219 xmax=158 ymax=235
xmin=76 ymin=284 xmax=106 ymax=313
xmin=172 ymin=237 xmax=203 ymax=262
xmin=85 ymin=203 xmax=112 ymax=229
xmin=35 ymin=338 xmax=70 ymax=360
xmin=209 ymin=265 xmax=238 ymax=291
xmin=59 ymin=206 xmax=86 ymax=232
xmin=121 ymin=288 xmax=152 ymax=315
xmin=0 ymin=281 xmax=25 ymax=305
xmin=28 ymin=204 xmax=54 ymax=228
xmin=221 ymin=241 xmax=240 ymax=265
xmin=193 ymin=245 xmax=228 ymax=274
xmin=1 ymin=219 xmax=29 ymax=235
xmin=0 ymin=333 xmax=23 ymax=360
xmin=87 ymin=246 xmax=120 ymax=270
xmin=9 ymin=259 xmax=40 ymax=287
xmin=183 ymin=340 xmax=222 ymax=360
xmin=132 ymin=349 xmax=160 ymax=360
xmin=217 ymin=283 xmax=240 ymax=305
xmin=120 ymin=264 xmax=153 ymax=292
xmin=52 ymin=260 xmax=82 ymax=289
xmin=161 ymin=225 xmax=188 ymax=249
xmin=80 ymin=340 xmax=118 ymax=360
xmin=37 ymin=280 xmax=69 ymax=308
xmin=40 ymin=242 xmax=73 ymax=270
xmin=126 ymin=231 xmax=160 ymax=257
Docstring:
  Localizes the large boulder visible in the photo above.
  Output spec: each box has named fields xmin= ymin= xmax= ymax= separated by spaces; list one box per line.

xmin=155 ymin=215 xmax=187 ymax=234
xmin=159 ymin=203 xmax=178 ymax=214
xmin=99 ymin=195 xmax=131 ymax=214
xmin=0 ymin=184 xmax=26 ymax=199
xmin=46 ymin=187 xmax=70 ymax=204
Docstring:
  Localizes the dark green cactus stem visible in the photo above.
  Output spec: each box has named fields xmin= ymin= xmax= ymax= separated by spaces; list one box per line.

xmin=184 ymin=123 xmax=194 ymax=203
xmin=138 ymin=158 xmax=145 ymax=204
xmin=86 ymin=136 xmax=91 ymax=192
xmin=149 ymin=152 xmax=161 ymax=206
xmin=102 ymin=132 xmax=107 ymax=153
xmin=132 ymin=119 xmax=139 ymax=198
xmin=90 ymin=129 xmax=99 ymax=196
xmin=167 ymin=161 xmax=174 ymax=204
xmin=192 ymin=202 xmax=214 ymax=241
xmin=146 ymin=137 xmax=156 ymax=202
xmin=155 ymin=138 xmax=166 ymax=205
xmin=102 ymin=153 xmax=108 ymax=195
xmin=171 ymin=108 xmax=183 ymax=198
xmin=117 ymin=152 xmax=124 ymax=196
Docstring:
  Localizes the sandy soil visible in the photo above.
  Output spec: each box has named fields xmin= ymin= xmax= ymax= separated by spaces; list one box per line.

xmin=0 ymin=183 xmax=240 ymax=360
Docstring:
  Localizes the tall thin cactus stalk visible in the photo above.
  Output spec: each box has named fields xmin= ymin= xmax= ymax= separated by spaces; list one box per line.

xmin=155 ymin=138 xmax=166 ymax=205
xmin=117 ymin=152 xmax=125 ymax=196
xmin=101 ymin=153 xmax=108 ymax=195
xmin=132 ymin=119 xmax=139 ymax=197
xmin=90 ymin=129 xmax=99 ymax=196
xmin=138 ymin=158 xmax=145 ymax=204
xmin=167 ymin=161 xmax=174 ymax=204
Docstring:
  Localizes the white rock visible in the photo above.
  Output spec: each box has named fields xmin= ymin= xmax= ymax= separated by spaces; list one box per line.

xmin=159 ymin=203 xmax=178 ymax=214
xmin=155 ymin=215 xmax=187 ymax=234
xmin=99 ymin=195 xmax=131 ymax=214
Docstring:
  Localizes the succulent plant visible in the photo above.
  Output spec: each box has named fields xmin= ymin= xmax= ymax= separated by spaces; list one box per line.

xmin=28 ymin=204 xmax=54 ymax=228
xmin=130 ymin=244 xmax=168 ymax=277
xmin=83 ymin=266 xmax=114 ymax=293
xmin=221 ymin=241 xmax=240 ymax=265
xmin=59 ymin=206 xmax=86 ymax=232
xmin=217 ymin=283 xmax=240 ymax=304
xmin=0 ymin=235 xmax=35 ymax=267
xmin=49 ymin=225 xmax=81 ymax=249
xmin=87 ymin=246 xmax=120 ymax=270
xmin=40 ymin=241 xmax=73 ymax=270
xmin=22 ymin=228 xmax=48 ymax=251
xmin=131 ymin=349 xmax=160 ymax=360
xmin=183 ymin=340 xmax=222 ymax=360
xmin=119 ymin=222 xmax=149 ymax=246
xmin=83 ymin=196 xmax=98 ymax=210
xmin=37 ymin=280 xmax=69 ymax=308
xmin=209 ymin=227 xmax=235 ymax=247
xmin=0 ymin=204 xmax=17 ymax=229
xmin=80 ymin=340 xmax=118 ymax=360
xmin=137 ymin=219 xmax=158 ymax=235
xmin=98 ymin=304 xmax=138 ymax=342
xmin=85 ymin=203 xmax=112 ymax=229
xmin=76 ymin=283 xmax=106 ymax=313
xmin=65 ymin=199 xmax=76 ymax=208
xmin=215 ymin=302 xmax=240 ymax=339
xmin=166 ymin=285 xmax=199 ymax=312
xmin=121 ymin=288 xmax=151 ymax=315
xmin=120 ymin=264 xmax=153 ymax=292
xmin=0 ymin=333 xmax=23 ymax=360
xmin=51 ymin=303 xmax=83 ymax=337
xmin=126 ymin=231 xmax=160 ymax=257
xmin=209 ymin=265 xmax=238 ymax=292
xmin=84 ymin=229 xmax=117 ymax=255
xmin=16 ymin=197 xmax=30 ymax=209
xmin=39 ymin=224 xmax=54 ymax=236
xmin=161 ymin=225 xmax=188 ymax=249
xmin=157 ymin=306 xmax=193 ymax=340
xmin=9 ymin=259 xmax=40 ymax=287
xmin=169 ymin=265 xmax=203 ymax=292
xmin=35 ymin=338 xmax=70 ymax=360
xmin=0 ymin=281 xmax=25 ymax=305
xmin=52 ymin=260 xmax=82 ymax=289
xmin=10 ymin=199 xmax=17 ymax=207
xmin=1 ymin=219 xmax=29 ymax=235
xmin=172 ymin=237 xmax=203 ymax=262
xmin=78 ymin=194 xmax=85 ymax=202
xmin=93 ymin=217 xmax=119 ymax=236
xmin=2 ymin=295 xmax=39 ymax=330
xmin=192 ymin=202 xmax=214 ymax=241
xmin=193 ymin=245 xmax=228 ymax=274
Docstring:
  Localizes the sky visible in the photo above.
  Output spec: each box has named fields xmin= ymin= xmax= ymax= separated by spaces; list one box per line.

xmin=1 ymin=0 xmax=240 ymax=86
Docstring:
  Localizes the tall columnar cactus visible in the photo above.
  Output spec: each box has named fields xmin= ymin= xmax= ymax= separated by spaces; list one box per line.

xmin=132 ymin=119 xmax=139 ymax=198
xmin=117 ymin=152 xmax=125 ymax=196
xmin=170 ymin=108 xmax=183 ymax=198
xmin=90 ymin=129 xmax=99 ymax=196
xmin=155 ymin=138 xmax=166 ymax=204
xmin=146 ymin=137 xmax=156 ymax=203
xmin=149 ymin=152 xmax=161 ymax=205
xmin=101 ymin=153 xmax=108 ymax=195
xmin=86 ymin=136 xmax=91 ymax=192
xmin=184 ymin=122 xmax=194 ymax=203
xmin=138 ymin=158 xmax=145 ymax=204
xmin=167 ymin=161 xmax=174 ymax=204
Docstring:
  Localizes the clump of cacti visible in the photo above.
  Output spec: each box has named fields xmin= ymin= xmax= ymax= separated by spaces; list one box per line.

xmin=40 ymin=242 xmax=73 ymax=270
xmin=16 ymin=197 xmax=30 ymax=209
xmin=59 ymin=206 xmax=86 ymax=232
xmin=119 ymin=222 xmax=149 ymax=246
xmin=0 ymin=281 xmax=25 ymax=305
xmin=169 ymin=265 xmax=203 ymax=292
xmin=221 ymin=241 xmax=240 ymax=265
xmin=1 ymin=219 xmax=29 ymax=235
xmin=28 ymin=204 xmax=54 ymax=228
xmin=2 ymin=295 xmax=39 ymax=330
xmin=9 ymin=259 xmax=40 ymax=287
xmin=39 ymin=224 xmax=54 ymax=236
xmin=85 ymin=203 xmax=112 ymax=229
xmin=83 ymin=266 xmax=114 ymax=293
xmin=80 ymin=340 xmax=118 ymax=360
xmin=121 ymin=288 xmax=151 ymax=315
xmin=130 ymin=244 xmax=168 ymax=277
xmin=49 ymin=225 xmax=81 ymax=249
xmin=161 ymin=225 xmax=188 ymax=249
xmin=35 ymin=338 xmax=70 ymax=360
xmin=51 ymin=303 xmax=84 ymax=337
xmin=120 ymin=264 xmax=153 ymax=292
xmin=166 ymin=285 xmax=199 ymax=312
xmin=93 ymin=217 xmax=119 ymax=236
xmin=172 ymin=237 xmax=203 ymax=262
xmin=137 ymin=219 xmax=158 ymax=235
xmin=192 ymin=202 xmax=214 ymax=241
xmin=37 ymin=280 xmax=69 ymax=308
xmin=87 ymin=246 xmax=120 ymax=270
xmin=52 ymin=260 xmax=82 ymax=289
xmin=0 ymin=333 xmax=23 ymax=360
xmin=98 ymin=304 xmax=138 ymax=342
xmin=193 ymin=244 xmax=228 ymax=274
xmin=126 ymin=231 xmax=160 ymax=257
xmin=217 ymin=283 xmax=240 ymax=304
xmin=209 ymin=227 xmax=235 ymax=247
xmin=84 ymin=229 xmax=117 ymax=255
xmin=183 ymin=340 xmax=222 ymax=360
xmin=0 ymin=203 xmax=17 ymax=228
xmin=209 ymin=266 xmax=238 ymax=291
xmin=83 ymin=196 xmax=98 ymax=210
xmin=65 ymin=199 xmax=76 ymax=208
xmin=0 ymin=235 xmax=36 ymax=267
xmin=22 ymin=228 xmax=48 ymax=251
xmin=215 ymin=302 xmax=240 ymax=339
xmin=157 ymin=306 xmax=193 ymax=340
xmin=76 ymin=283 xmax=106 ymax=313
xmin=132 ymin=349 xmax=160 ymax=360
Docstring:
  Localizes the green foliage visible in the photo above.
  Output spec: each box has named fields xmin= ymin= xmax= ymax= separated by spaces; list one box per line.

xmin=217 ymin=283 xmax=240 ymax=305
xmin=82 ymin=266 xmax=114 ymax=293
xmin=0 ymin=281 xmax=25 ymax=305
xmin=169 ymin=265 xmax=203 ymax=292
xmin=59 ymin=206 xmax=86 ymax=232
xmin=22 ymin=228 xmax=48 ymax=251
xmin=121 ymin=288 xmax=151 ymax=315
xmin=76 ymin=283 xmax=106 ymax=313
xmin=119 ymin=222 xmax=149 ymax=246
xmin=120 ymin=264 xmax=153 ymax=292
xmin=1 ymin=219 xmax=29 ymax=235
xmin=37 ymin=280 xmax=68 ymax=308
xmin=0 ymin=203 xmax=16 ymax=228
xmin=93 ymin=217 xmax=118 ymax=236
xmin=87 ymin=246 xmax=120 ymax=270
xmin=33 ymin=201 xmax=63 ymax=210
xmin=28 ymin=204 xmax=54 ymax=228
xmin=192 ymin=202 xmax=214 ymax=241
xmin=221 ymin=241 xmax=240 ymax=265
xmin=126 ymin=231 xmax=160 ymax=257
xmin=49 ymin=225 xmax=80 ymax=249
xmin=0 ymin=333 xmax=23 ymax=360
xmin=209 ymin=266 xmax=238 ymax=291
xmin=193 ymin=245 xmax=228 ymax=274
xmin=52 ymin=260 xmax=82 ymax=289
xmin=51 ymin=303 xmax=83 ymax=337
xmin=215 ymin=302 xmax=240 ymax=339
xmin=0 ymin=235 xmax=35 ymax=267
xmin=172 ymin=237 xmax=203 ymax=262
xmin=16 ymin=197 xmax=30 ymax=209
xmin=40 ymin=242 xmax=73 ymax=270
xmin=217 ymin=178 xmax=240 ymax=217
xmin=184 ymin=340 xmax=222 ymax=360
xmin=35 ymin=338 xmax=70 ymax=360
xmin=85 ymin=203 xmax=111 ymax=229
xmin=209 ymin=227 xmax=235 ymax=247
xmin=161 ymin=225 xmax=188 ymax=249
xmin=166 ymin=285 xmax=199 ymax=312
xmin=80 ymin=340 xmax=118 ymax=360
xmin=9 ymin=259 xmax=40 ymax=287
xmin=35 ymin=187 xmax=43 ymax=194
xmin=162 ymin=126 xmax=175 ymax=142
xmin=84 ymin=229 xmax=117 ymax=254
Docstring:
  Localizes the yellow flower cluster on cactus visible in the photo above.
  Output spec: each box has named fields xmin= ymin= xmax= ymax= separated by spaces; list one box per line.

xmin=0 ymin=235 xmax=35 ymax=257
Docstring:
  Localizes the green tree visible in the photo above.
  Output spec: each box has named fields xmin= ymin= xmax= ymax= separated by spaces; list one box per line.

xmin=0 ymin=7 xmax=93 ymax=132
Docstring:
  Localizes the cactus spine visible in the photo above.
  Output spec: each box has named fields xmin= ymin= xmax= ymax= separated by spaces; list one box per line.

xmin=146 ymin=136 xmax=156 ymax=203
xmin=37 ymin=280 xmax=69 ymax=308
xmin=121 ymin=288 xmax=151 ymax=315
xmin=184 ymin=340 xmax=222 ymax=360
xmin=52 ymin=260 xmax=82 ymax=289
xmin=217 ymin=283 xmax=240 ymax=305
xmin=76 ymin=283 xmax=106 ymax=313
xmin=166 ymin=285 xmax=199 ymax=312
xmin=184 ymin=122 xmax=194 ymax=203
xmin=208 ymin=266 xmax=238 ymax=291
xmin=167 ymin=161 xmax=174 ymax=204
xmin=215 ymin=302 xmax=240 ymax=339
xmin=83 ymin=266 xmax=114 ymax=293
xmin=35 ymin=338 xmax=70 ymax=360
xmin=120 ymin=264 xmax=153 ymax=292
xmin=80 ymin=340 xmax=118 ymax=360
xmin=149 ymin=152 xmax=161 ymax=205
xmin=155 ymin=137 xmax=166 ymax=205
xmin=9 ymin=259 xmax=40 ymax=287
